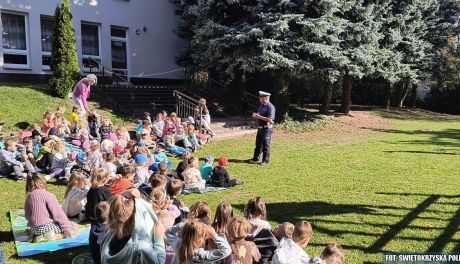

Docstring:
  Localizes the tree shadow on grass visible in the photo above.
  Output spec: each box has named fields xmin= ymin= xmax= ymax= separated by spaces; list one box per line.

xmin=371 ymin=128 xmax=460 ymax=148
xmin=383 ymin=150 xmax=460 ymax=156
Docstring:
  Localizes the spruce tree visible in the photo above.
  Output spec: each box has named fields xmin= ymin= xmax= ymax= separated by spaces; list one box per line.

xmin=49 ymin=0 xmax=80 ymax=98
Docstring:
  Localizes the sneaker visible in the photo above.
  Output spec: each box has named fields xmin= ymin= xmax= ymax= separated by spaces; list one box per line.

xmin=16 ymin=173 xmax=28 ymax=181
xmin=57 ymin=177 xmax=69 ymax=185
xmin=235 ymin=180 xmax=245 ymax=185
xmin=43 ymin=230 xmax=56 ymax=241
xmin=33 ymin=234 xmax=45 ymax=243
xmin=260 ymin=162 xmax=269 ymax=166
xmin=43 ymin=175 xmax=52 ymax=182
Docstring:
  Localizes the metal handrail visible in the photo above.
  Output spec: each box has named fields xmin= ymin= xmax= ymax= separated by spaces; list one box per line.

xmin=87 ymin=57 xmax=131 ymax=85
xmin=173 ymin=90 xmax=207 ymax=134
xmin=173 ymin=90 xmax=200 ymax=104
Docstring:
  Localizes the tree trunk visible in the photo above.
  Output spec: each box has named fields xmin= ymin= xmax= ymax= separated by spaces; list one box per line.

xmin=320 ymin=80 xmax=333 ymax=115
xmin=385 ymin=83 xmax=392 ymax=111
xmin=409 ymin=83 xmax=418 ymax=108
xmin=273 ymin=73 xmax=290 ymax=120
xmin=339 ymin=72 xmax=353 ymax=114
xmin=397 ymin=80 xmax=411 ymax=108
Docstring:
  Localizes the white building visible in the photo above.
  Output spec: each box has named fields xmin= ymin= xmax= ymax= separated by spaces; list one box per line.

xmin=0 ymin=0 xmax=184 ymax=84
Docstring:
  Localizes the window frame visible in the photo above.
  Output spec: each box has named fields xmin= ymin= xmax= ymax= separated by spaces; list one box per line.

xmin=40 ymin=15 xmax=54 ymax=71
xmin=81 ymin=22 xmax=102 ymax=73
xmin=110 ymin=26 xmax=129 ymax=81
xmin=1 ymin=11 xmax=30 ymax=70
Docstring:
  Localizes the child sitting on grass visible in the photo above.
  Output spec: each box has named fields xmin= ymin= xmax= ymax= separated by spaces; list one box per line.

xmin=62 ymin=171 xmax=89 ymax=222
xmin=272 ymin=221 xmax=313 ymax=264
xmin=187 ymin=201 xmax=212 ymax=225
xmin=199 ymin=155 xmax=214 ymax=183
xmin=100 ymin=195 xmax=166 ymax=263
xmin=227 ymin=217 xmax=261 ymax=264
xmin=210 ymin=156 xmax=244 ymax=188
xmin=175 ymin=151 xmax=191 ymax=181
xmin=212 ymin=201 xmax=233 ymax=238
xmin=88 ymin=140 xmax=104 ymax=170
xmin=70 ymin=151 xmax=91 ymax=179
xmin=182 ymin=156 xmax=205 ymax=192
xmin=244 ymin=196 xmax=271 ymax=236
xmin=89 ymin=201 xmax=109 ymax=264
xmin=25 ymin=173 xmax=79 ymax=242
xmin=99 ymin=118 xmax=113 ymax=141
xmin=309 ymin=244 xmax=344 ymax=264
xmin=109 ymin=165 xmax=135 ymax=195
xmin=69 ymin=106 xmax=80 ymax=134
xmin=0 ymin=138 xmax=35 ymax=180
xmin=166 ymin=220 xmax=231 ymax=264
xmin=167 ymin=179 xmax=189 ymax=224
xmin=45 ymin=141 xmax=69 ymax=183
xmin=133 ymin=153 xmax=152 ymax=188
xmin=41 ymin=111 xmax=55 ymax=136
xmin=85 ymin=168 xmax=113 ymax=223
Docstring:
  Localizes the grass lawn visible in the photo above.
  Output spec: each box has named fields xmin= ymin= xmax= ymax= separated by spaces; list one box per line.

xmin=0 ymin=83 xmax=129 ymax=133
xmin=0 ymin=86 xmax=459 ymax=263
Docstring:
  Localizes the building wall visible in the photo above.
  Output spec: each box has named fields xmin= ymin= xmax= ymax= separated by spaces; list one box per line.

xmin=0 ymin=0 xmax=184 ymax=80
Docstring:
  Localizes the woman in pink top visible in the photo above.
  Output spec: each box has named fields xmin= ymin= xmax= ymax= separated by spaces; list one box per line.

xmin=72 ymin=74 xmax=97 ymax=116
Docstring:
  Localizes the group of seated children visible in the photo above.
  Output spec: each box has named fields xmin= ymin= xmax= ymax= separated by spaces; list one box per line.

xmin=24 ymin=174 xmax=343 ymax=264
xmin=0 ymin=104 xmax=214 ymax=184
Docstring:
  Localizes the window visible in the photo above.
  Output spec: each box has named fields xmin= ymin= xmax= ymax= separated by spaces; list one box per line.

xmin=1 ymin=12 xmax=29 ymax=69
xmin=40 ymin=16 xmax=53 ymax=70
xmin=81 ymin=23 xmax=101 ymax=71
xmin=111 ymin=26 xmax=128 ymax=80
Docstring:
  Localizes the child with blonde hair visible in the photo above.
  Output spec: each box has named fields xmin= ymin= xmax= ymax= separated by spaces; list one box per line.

xmin=76 ymin=119 xmax=91 ymax=151
xmin=114 ymin=127 xmax=128 ymax=149
xmin=309 ymin=244 xmax=344 ymax=264
xmin=227 ymin=217 xmax=261 ymax=264
xmin=99 ymin=117 xmax=113 ymax=141
xmin=166 ymin=220 xmax=231 ymax=264
xmin=244 ymin=196 xmax=271 ymax=236
xmin=88 ymin=140 xmax=104 ymax=170
xmin=182 ymin=156 xmax=205 ymax=192
xmin=272 ymin=220 xmax=313 ymax=264
xmin=188 ymin=201 xmax=212 ymax=225
xmin=25 ymin=173 xmax=79 ymax=242
xmin=273 ymin=222 xmax=295 ymax=241
xmin=100 ymin=195 xmax=166 ymax=263
xmin=44 ymin=141 xmax=69 ymax=183
xmin=212 ymin=201 xmax=233 ymax=237
xmin=85 ymin=168 xmax=112 ymax=223
xmin=62 ymin=171 xmax=89 ymax=222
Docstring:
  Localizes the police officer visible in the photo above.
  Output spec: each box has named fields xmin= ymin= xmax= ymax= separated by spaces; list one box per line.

xmin=247 ymin=91 xmax=276 ymax=166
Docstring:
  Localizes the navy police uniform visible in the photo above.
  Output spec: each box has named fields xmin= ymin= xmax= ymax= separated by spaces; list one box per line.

xmin=252 ymin=92 xmax=276 ymax=164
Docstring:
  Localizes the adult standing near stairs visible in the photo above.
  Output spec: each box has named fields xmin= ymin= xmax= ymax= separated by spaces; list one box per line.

xmin=247 ymin=91 xmax=276 ymax=166
xmin=72 ymin=74 xmax=97 ymax=116
xmin=195 ymin=98 xmax=216 ymax=137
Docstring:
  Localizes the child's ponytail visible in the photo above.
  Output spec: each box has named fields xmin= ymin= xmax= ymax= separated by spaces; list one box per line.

xmin=107 ymin=195 xmax=135 ymax=240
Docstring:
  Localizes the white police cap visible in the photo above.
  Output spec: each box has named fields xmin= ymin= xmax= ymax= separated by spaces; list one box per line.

xmin=259 ymin=91 xmax=271 ymax=97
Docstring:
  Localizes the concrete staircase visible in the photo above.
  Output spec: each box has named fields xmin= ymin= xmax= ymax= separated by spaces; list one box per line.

xmin=210 ymin=117 xmax=257 ymax=141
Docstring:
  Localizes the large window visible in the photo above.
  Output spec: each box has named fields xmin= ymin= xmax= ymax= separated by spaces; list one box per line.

xmin=111 ymin=26 xmax=128 ymax=79
xmin=81 ymin=23 xmax=101 ymax=71
xmin=1 ymin=12 xmax=29 ymax=68
xmin=40 ymin=16 xmax=53 ymax=69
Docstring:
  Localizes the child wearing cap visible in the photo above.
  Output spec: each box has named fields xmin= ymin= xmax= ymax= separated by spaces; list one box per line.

xmin=210 ymin=156 xmax=244 ymax=188
xmin=133 ymin=153 xmax=152 ymax=188
xmin=70 ymin=151 xmax=91 ymax=179
xmin=199 ymin=155 xmax=214 ymax=183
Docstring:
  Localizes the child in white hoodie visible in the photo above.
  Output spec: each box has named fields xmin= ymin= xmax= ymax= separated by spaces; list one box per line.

xmin=272 ymin=220 xmax=313 ymax=264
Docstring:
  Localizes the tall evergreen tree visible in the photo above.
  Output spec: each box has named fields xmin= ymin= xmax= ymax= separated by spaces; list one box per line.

xmin=49 ymin=0 xmax=80 ymax=98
